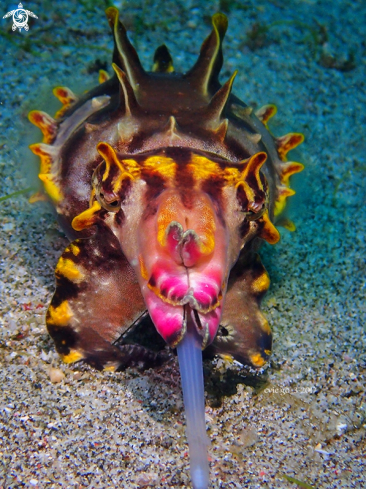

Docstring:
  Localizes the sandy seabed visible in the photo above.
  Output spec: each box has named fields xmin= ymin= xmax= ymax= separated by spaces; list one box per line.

xmin=0 ymin=0 xmax=365 ymax=488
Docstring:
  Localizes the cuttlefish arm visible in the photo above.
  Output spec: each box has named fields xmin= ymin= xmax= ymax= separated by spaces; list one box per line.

xmin=46 ymin=225 xmax=169 ymax=371
xmin=209 ymin=252 xmax=273 ymax=369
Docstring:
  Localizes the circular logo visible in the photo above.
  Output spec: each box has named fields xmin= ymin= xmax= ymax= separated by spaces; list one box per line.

xmin=13 ymin=8 xmax=29 ymax=31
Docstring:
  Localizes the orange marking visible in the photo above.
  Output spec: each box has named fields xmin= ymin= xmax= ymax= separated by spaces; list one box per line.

xmin=276 ymin=217 xmax=296 ymax=232
xmin=194 ymin=196 xmax=216 ymax=255
xmin=249 ymin=352 xmax=266 ymax=367
xmin=53 ymin=86 xmax=77 ymax=106
xmin=53 ymin=86 xmax=78 ymax=118
xmin=38 ymin=173 xmax=63 ymax=203
xmin=259 ymin=211 xmax=280 ymax=244
xmin=28 ymin=111 xmax=57 ymax=144
xmin=252 ymin=272 xmax=270 ymax=293
xmin=279 ymin=161 xmax=304 ymax=185
xmin=61 ymin=350 xmax=84 ymax=364
xmin=274 ymin=186 xmax=296 ymax=216
xmin=56 ymin=257 xmax=85 ymax=282
xmin=29 ymin=143 xmax=55 ymax=174
xmin=157 ymin=194 xmax=181 ymax=247
xmin=276 ymin=133 xmax=304 ymax=161
xmin=99 ymin=70 xmax=110 ymax=84
xmin=28 ymin=191 xmax=47 ymax=203
xmin=144 ymin=155 xmax=176 ymax=179
xmin=47 ymin=300 xmax=73 ymax=327
xmin=72 ymin=200 xmax=101 ymax=231
xmin=138 ymin=254 xmax=148 ymax=280
xmin=255 ymin=104 xmax=277 ymax=125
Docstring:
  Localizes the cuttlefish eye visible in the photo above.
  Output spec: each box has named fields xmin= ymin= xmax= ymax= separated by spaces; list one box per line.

xmin=97 ymin=190 xmax=121 ymax=212
xmin=91 ymin=160 xmax=128 ymax=212
xmin=236 ymin=180 xmax=268 ymax=221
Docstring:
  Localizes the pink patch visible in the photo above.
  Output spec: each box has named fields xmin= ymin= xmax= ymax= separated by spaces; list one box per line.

xmin=193 ymin=282 xmax=219 ymax=308
xmin=145 ymin=290 xmax=184 ymax=344
xmin=165 ymin=222 xmax=183 ymax=265
xmin=150 ymin=261 xmax=189 ymax=303
xmin=160 ymin=277 xmax=188 ymax=301
xmin=181 ymin=231 xmax=202 ymax=267
xmin=198 ymin=306 xmax=222 ymax=345
xmin=189 ymin=267 xmax=223 ymax=310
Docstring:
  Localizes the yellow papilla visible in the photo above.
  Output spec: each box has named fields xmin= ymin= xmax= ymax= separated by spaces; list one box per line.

xmin=112 ymin=171 xmax=133 ymax=194
xmin=260 ymin=211 xmax=280 ymax=244
xmin=274 ymin=188 xmax=296 ymax=217
xmin=28 ymin=110 xmax=55 ymax=144
xmin=38 ymin=173 xmax=63 ymax=203
xmin=72 ymin=200 xmax=101 ymax=231
xmin=280 ymin=161 xmax=304 ymax=185
xmin=256 ymin=104 xmax=277 ymax=126
xmin=28 ymin=191 xmax=48 ymax=204
xmin=29 ymin=143 xmax=53 ymax=175
xmin=276 ymin=217 xmax=296 ymax=232
xmin=97 ymin=142 xmax=123 ymax=182
xmin=240 ymin=152 xmax=267 ymax=183
xmin=99 ymin=69 xmax=110 ymax=84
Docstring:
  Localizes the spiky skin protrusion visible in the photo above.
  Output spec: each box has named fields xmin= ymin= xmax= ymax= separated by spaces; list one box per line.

xmin=29 ymin=8 xmax=304 ymax=371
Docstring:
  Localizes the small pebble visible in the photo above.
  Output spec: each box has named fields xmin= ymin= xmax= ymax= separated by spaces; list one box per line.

xmin=49 ymin=367 xmax=65 ymax=383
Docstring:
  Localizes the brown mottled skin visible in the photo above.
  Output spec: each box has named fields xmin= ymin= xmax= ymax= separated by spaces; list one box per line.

xmin=29 ymin=8 xmax=303 ymax=371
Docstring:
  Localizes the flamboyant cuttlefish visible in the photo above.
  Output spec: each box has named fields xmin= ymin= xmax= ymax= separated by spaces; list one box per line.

xmin=29 ymin=8 xmax=304 ymax=488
